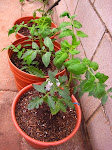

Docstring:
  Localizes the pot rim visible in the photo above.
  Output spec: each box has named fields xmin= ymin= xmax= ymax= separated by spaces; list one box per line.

xmin=11 ymin=82 xmax=81 ymax=147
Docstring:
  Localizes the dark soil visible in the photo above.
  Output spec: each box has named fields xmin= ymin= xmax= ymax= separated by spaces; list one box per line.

xmin=15 ymin=89 xmax=77 ymax=142
xmin=10 ymin=52 xmax=56 ymax=76
xmin=18 ymin=22 xmax=33 ymax=36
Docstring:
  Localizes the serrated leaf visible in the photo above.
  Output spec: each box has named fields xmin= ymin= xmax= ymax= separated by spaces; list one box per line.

xmin=32 ymin=42 xmax=39 ymax=50
xmin=77 ymin=31 xmax=88 ymax=38
xmin=101 ymin=94 xmax=108 ymax=105
xmin=68 ymin=63 xmax=88 ymax=75
xmin=48 ymin=70 xmax=58 ymax=83
xmin=60 ymin=11 xmax=70 ymax=18
xmin=73 ymin=20 xmax=82 ymax=29
xmin=83 ymin=79 xmax=95 ymax=92
xmin=28 ymin=66 xmax=45 ymax=77
xmin=17 ymin=44 xmax=21 ymax=50
xmin=27 ymin=97 xmax=43 ymax=110
xmin=58 ymin=76 xmax=67 ymax=84
xmin=31 ymin=50 xmax=38 ymax=61
xmin=59 ymin=29 xmax=73 ymax=38
xmin=50 ymin=102 xmax=60 ymax=115
xmin=13 ymin=48 xmax=19 ymax=52
xmin=95 ymin=72 xmax=109 ymax=83
xmin=44 ymin=37 xmax=54 ymax=51
xmin=62 ymin=99 xmax=75 ymax=109
xmin=32 ymin=83 xmax=46 ymax=93
xmin=95 ymin=83 xmax=105 ymax=99
xmin=90 ymin=62 xmax=99 ymax=71
xmin=57 ymin=101 xmax=66 ymax=112
xmin=69 ymin=49 xmax=80 ymax=55
xmin=58 ymin=89 xmax=71 ymax=100
xmin=42 ymin=52 xmax=51 ymax=67
xmin=47 ymin=96 xmax=55 ymax=110
xmin=59 ymin=22 xmax=72 ymax=28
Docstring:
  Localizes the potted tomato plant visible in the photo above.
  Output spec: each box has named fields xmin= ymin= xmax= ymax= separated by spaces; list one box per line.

xmin=3 ymin=15 xmax=62 ymax=91
xmin=11 ymin=11 xmax=112 ymax=149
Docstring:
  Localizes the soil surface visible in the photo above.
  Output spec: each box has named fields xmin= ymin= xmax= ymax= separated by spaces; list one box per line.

xmin=15 ymin=89 xmax=77 ymax=142
xmin=10 ymin=51 xmax=56 ymax=76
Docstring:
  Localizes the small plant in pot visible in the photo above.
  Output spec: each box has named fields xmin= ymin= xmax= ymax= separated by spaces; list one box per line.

xmin=14 ymin=0 xmax=57 ymax=39
xmin=11 ymin=12 xmax=112 ymax=149
xmin=2 ymin=15 xmax=62 ymax=91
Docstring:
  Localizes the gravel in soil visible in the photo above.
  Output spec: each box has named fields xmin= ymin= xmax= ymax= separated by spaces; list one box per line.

xmin=15 ymin=89 xmax=77 ymax=142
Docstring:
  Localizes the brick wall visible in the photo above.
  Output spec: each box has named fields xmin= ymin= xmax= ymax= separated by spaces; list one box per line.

xmin=49 ymin=0 xmax=112 ymax=149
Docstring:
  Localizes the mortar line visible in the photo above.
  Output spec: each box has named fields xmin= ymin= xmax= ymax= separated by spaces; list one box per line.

xmin=0 ymin=89 xmax=18 ymax=92
xmin=88 ymin=0 xmax=112 ymax=40
xmin=85 ymin=103 xmax=102 ymax=124
xmin=91 ymin=30 xmax=106 ymax=61
xmin=74 ymin=0 xmax=80 ymax=14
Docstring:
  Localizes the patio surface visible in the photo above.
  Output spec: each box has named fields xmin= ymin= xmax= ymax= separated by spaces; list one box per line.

xmin=0 ymin=1 xmax=91 ymax=150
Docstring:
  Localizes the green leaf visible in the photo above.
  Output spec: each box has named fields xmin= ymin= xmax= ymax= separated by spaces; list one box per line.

xmin=59 ymin=29 xmax=73 ymax=38
xmin=48 ymin=70 xmax=58 ymax=83
xmin=101 ymin=94 xmax=108 ymax=105
xmin=27 ymin=97 xmax=43 ymax=110
xmin=59 ymin=22 xmax=72 ymax=28
xmin=60 ymin=11 xmax=70 ymax=18
xmin=54 ymin=52 xmax=68 ymax=69
xmin=58 ymin=76 xmax=67 ymax=84
xmin=77 ymin=31 xmax=88 ymax=38
xmin=17 ymin=44 xmax=21 ymax=50
xmin=32 ymin=42 xmax=39 ymax=50
xmin=17 ymin=51 xmax=22 ymax=58
xmin=73 ymin=20 xmax=82 ymax=29
xmin=83 ymin=58 xmax=91 ymax=65
xmin=83 ymin=78 xmax=95 ymax=92
xmin=73 ymin=87 xmax=78 ymax=94
xmin=31 ymin=50 xmax=38 ymax=61
xmin=33 ymin=10 xmax=36 ymax=19
xmin=69 ymin=49 xmax=80 ymax=55
xmin=90 ymin=62 xmax=99 ymax=71
xmin=47 ymin=96 xmax=55 ymax=110
xmin=42 ymin=52 xmax=51 ymax=67
xmin=57 ymin=101 xmax=66 ymax=112
xmin=44 ymin=37 xmax=54 ymax=51
xmin=70 ymin=15 xmax=77 ymax=19
xmin=64 ymin=58 xmax=81 ymax=68
xmin=8 ymin=26 xmax=15 ymax=36
xmin=32 ymin=83 xmax=46 ymax=93
xmin=95 ymin=72 xmax=109 ymax=83
xmin=62 ymin=99 xmax=75 ymax=109
xmin=58 ymin=89 xmax=71 ymax=100
xmin=22 ymin=50 xmax=33 ymax=59
xmin=107 ymin=88 xmax=112 ymax=93
xmin=28 ymin=66 xmax=45 ymax=77
xmin=95 ymin=83 xmax=105 ymax=99
xmin=68 ymin=63 xmax=88 ymax=75
xmin=50 ymin=101 xmax=60 ymax=115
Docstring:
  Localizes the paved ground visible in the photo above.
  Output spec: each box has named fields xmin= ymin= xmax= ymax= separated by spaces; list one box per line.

xmin=0 ymin=1 xmax=91 ymax=150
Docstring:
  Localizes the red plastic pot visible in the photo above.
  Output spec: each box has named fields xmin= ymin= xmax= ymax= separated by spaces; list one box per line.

xmin=7 ymin=37 xmax=65 ymax=91
xmin=11 ymin=82 xmax=81 ymax=149
xmin=14 ymin=16 xmax=57 ymax=39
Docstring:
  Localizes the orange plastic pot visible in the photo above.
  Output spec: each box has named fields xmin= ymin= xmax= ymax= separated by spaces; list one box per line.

xmin=11 ymin=82 xmax=81 ymax=149
xmin=7 ymin=37 xmax=65 ymax=91
xmin=14 ymin=16 xmax=57 ymax=39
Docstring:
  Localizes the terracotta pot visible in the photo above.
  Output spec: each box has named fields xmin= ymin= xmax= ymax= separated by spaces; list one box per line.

xmin=14 ymin=16 xmax=57 ymax=39
xmin=11 ymin=82 xmax=81 ymax=149
xmin=8 ymin=37 xmax=64 ymax=91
